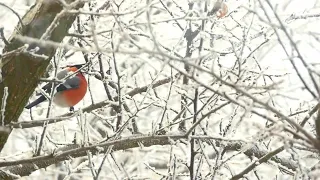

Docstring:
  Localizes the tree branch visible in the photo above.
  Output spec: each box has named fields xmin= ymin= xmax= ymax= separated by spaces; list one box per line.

xmin=0 ymin=134 xmax=298 ymax=179
xmin=8 ymin=76 xmax=173 ymax=129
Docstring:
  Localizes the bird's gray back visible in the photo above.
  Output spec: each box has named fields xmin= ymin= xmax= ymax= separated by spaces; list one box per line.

xmin=56 ymin=69 xmax=70 ymax=79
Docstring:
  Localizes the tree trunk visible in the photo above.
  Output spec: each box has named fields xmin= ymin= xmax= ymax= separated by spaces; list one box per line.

xmin=0 ymin=0 xmax=84 ymax=151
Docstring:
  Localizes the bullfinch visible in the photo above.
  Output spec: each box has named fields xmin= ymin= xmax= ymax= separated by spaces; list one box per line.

xmin=216 ymin=2 xmax=228 ymax=18
xmin=25 ymin=64 xmax=88 ymax=110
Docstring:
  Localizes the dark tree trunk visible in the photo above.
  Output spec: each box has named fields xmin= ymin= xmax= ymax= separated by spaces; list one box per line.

xmin=0 ymin=0 xmax=84 ymax=151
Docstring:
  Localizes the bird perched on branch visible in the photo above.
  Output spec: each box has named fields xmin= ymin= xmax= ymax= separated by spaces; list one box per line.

xmin=216 ymin=2 xmax=228 ymax=18
xmin=25 ymin=64 xmax=88 ymax=110
xmin=209 ymin=1 xmax=228 ymax=18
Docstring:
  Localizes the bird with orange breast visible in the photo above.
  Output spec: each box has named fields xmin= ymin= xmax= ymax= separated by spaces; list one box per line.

xmin=216 ymin=2 xmax=228 ymax=18
xmin=209 ymin=0 xmax=228 ymax=18
xmin=25 ymin=64 xmax=88 ymax=110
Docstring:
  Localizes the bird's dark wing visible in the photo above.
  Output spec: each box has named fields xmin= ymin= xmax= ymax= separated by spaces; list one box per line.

xmin=36 ymin=83 xmax=53 ymax=96
xmin=25 ymin=95 xmax=47 ymax=109
xmin=56 ymin=76 xmax=81 ymax=92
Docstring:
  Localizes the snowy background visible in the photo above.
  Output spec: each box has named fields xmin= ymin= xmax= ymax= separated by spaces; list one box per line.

xmin=1 ymin=0 xmax=320 ymax=179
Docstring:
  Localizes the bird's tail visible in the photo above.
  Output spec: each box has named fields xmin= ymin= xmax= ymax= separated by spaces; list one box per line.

xmin=25 ymin=96 xmax=47 ymax=109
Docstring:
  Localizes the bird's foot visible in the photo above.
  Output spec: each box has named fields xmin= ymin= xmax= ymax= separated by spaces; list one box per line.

xmin=69 ymin=106 xmax=75 ymax=112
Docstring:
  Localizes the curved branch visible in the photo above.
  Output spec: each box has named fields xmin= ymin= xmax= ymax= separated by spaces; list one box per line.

xmin=0 ymin=2 xmax=25 ymax=30
xmin=0 ymin=134 xmax=298 ymax=179
xmin=8 ymin=76 xmax=173 ymax=129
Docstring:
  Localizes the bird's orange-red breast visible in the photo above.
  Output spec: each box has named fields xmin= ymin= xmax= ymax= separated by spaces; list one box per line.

xmin=54 ymin=67 xmax=87 ymax=107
